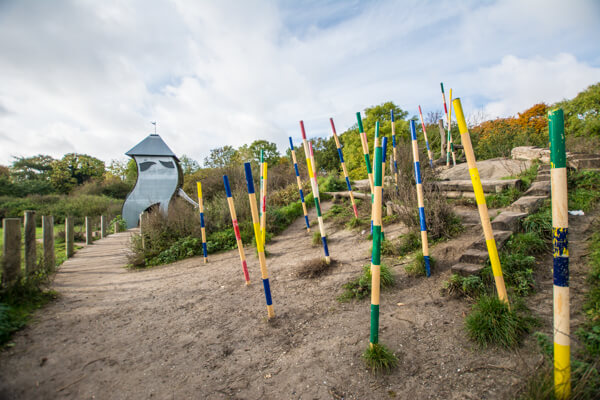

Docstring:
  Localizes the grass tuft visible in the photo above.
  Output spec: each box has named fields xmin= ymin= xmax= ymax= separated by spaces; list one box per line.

xmin=296 ymin=258 xmax=337 ymax=279
xmin=442 ymin=274 xmax=486 ymax=299
xmin=338 ymin=264 xmax=394 ymax=302
xmin=465 ymin=295 xmax=536 ymax=348
xmin=405 ymin=252 xmax=435 ymax=277
xmin=362 ymin=343 xmax=398 ymax=373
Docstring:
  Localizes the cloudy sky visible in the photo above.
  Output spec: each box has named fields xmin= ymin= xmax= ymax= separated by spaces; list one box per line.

xmin=1 ymin=0 xmax=599 ymax=166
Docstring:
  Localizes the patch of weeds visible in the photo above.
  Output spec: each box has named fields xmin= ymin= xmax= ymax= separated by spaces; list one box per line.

xmin=486 ymin=187 xmax=522 ymax=208
xmin=577 ymin=229 xmax=600 ymax=358
xmin=323 ymin=202 xmax=353 ymax=227
xmin=346 ymin=217 xmax=368 ymax=230
xmin=442 ymin=274 xmax=486 ymax=300
xmin=363 ymin=343 xmax=398 ymax=373
xmin=312 ymin=231 xmax=327 ymax=246
xmin=522 ymin=203 xmax=552 ymax=241
xmin=338 ymin=264 xmax=394 ymax=302
xmin=382 ymin=214 xmax=400 ymax=224
xmin=405 ymin=251 xmax=436 ymax=276
xmin=568 ymin=170 xmax=600 ymax=212
xmin=506 ymin=232 xmax=549 ymax=255
xmin=296 ymin=258 xmax=338 ymax=279
xmin=464 ymin=295 xmax=536 ymax=348
xmin=381 ymin=239 xmax=400 ymax=257
xmin=398 ymin=232 xmax=421 ymax=254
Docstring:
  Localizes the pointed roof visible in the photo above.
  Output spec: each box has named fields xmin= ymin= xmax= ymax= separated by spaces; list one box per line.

xmin=125 ymin=134 xmax=178 ymax=160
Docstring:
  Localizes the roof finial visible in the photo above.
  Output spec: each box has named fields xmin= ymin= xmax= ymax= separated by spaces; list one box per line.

xmin=151 ymin=121 xmax=157 ymax=135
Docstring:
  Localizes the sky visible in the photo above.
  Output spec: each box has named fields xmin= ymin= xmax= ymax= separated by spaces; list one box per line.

xmin=0 ymin=0 xmax=599 ymax=166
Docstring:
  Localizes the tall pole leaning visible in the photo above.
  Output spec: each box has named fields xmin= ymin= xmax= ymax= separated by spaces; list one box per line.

xmin=260 ymin=162 xmax=268 ymax=247
xmin=454 ymin=98 xmax=509 ymax=304
xmin=418 ymin=106 xmax=435 ymax=169
xmin=549 ymin=108 xmax=570 ymax=399
xmin=244 ymin=163 xmax=275 ymax=318
xmin=289 ymin=137 xmax=310 ymax=232
xmin=223 ymin=175 xmax=251 ymax=285
xmin=391 ymin=111 xmax=400 ymax=191
xmin=330 ymin=118 xmax=358 ymax=218
xmin=356 ymin=112 xmax=374 ymax=193
xmin=410 ymin=120 xmax=431 ymax=277
xmin=196 ymin=182 xmax=208 ymax=263
xmin=300 ymin=121 xmax=330 ymax=264
xmin=369 ymin=127 xmax=384 ymax=348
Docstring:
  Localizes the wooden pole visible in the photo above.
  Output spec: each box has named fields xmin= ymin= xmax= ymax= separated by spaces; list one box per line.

xmin=260 ymin=162 xmax=268 ymax=246
xmin=438 ymin=119 xmax=447 ymax=161
xmin=196 ymin=182 xmax=208 ymax=264
xmin=289 ymin=137 xmax=310 ymax=232
xmin=85 ymin=216 xmax=92 ymax=245
xmin=300 ymin=121 xmax=330 ymax=263
xmin=259 ymin=150 xmax=264 ymax=234
xmin=65 ymin=217 xmax=74 ymax=258
xmin=369 ymin=125 xmax=383 ymax=348
xmin=330 ymin=118 xmax=358 ymax=218
xmin=244 ymin=163 xmax=275 ymax=318
xmin=356 ymin=112 xmax=374 ymax=193
xmin=454 ymin=98 xmax=509 ymax=304
xmin=42 ymin=215 xmax=55 ymax=272
xmin=549 ymin=108 xmax=570 ymax=399
xmin=2 ymin=218 xmax=21 ymax=286
xmin=100 ymin=215 xmax=106 ymax=238
xmin=410 ymin=120 xmax=431 ymax=277
xmin=24 ymin=210 xmax=36 ymax=275
xmin=223 ymin=175 xmax=251 ymax=285
xmin=447 ymin=89 xmax=457 ymax=166
xmin=391 ymin=110 xmax=399 ymax=192
xmin=440 ymin=82 xmax=450 ymax=166
xmin=418 ymin=106 xmax=435 ymax=169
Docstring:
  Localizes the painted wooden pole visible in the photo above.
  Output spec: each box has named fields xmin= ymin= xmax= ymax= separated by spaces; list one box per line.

xmin=2 ymin=218 xmax=21 ymax=286
xmin=42 ymin=215 xmax=55 ymax=272
xmin=454 ymin=98 xmax=509 ymax=304
xmin=438 ymin=119 xmax=447 ymax=160
xmin=418 ymin=106 xmax=435 ymax=169
xmin=259 ymin=150 xmax=264 ymax=231
xmin=100 ymin=215 xmax=106 ymax=238
xmin=300 ymin=121 xmax=330 ymax=263
xmin=244 ymin=163 xmax=275 ymax=318
xmin=223 ymin=175 xmax=251 ymax=285
xmin=65 ymin=217 xmax=74 ymax=258
xmin=24 ymin=210 xmax=36 ymax=275
xmin=549 ymin=108 xmax=570 ymax=399
xmin=289 ymin=137 xmax=310 ymax=232
xmin=330 ymin=118 xmax=359 ymax=218
xmin=114 ymin=221 xmax=119 ymax=233
xmin=381 ymin=135 xmax=387 ymax=241
xmin=369 ymin=126 xmax=384 ymax=348
xmin=261 ymin=162 xmax=268 ymax=246
xmin=356 ymin=112 xmax=374 ymax=193
xmin=410 ymin=120 xmax=431 ymax=277
xmin=391 ymin=110 xmax=399 ymax=191
xmin=447 ymin=89 xmax=457 ymax=167
xmin=440 ymin=83 xmax=449 ymax=160
xmin=196 ymin=182 xmax=208 ymax=263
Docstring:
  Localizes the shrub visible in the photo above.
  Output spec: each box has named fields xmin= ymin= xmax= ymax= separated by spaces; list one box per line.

xmin=465 ymin=295 xmax=535 ymax=348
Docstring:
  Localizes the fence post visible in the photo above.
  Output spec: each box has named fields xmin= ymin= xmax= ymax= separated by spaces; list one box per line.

xmin=85 ymin=217 xmax=92 ymax=245
xmin=100 ymin=215 xmax=106 ymax=238
xmin=2 ymin=218 xmax=22 ymax=286
xmin=438 ymin=119 xmax=446 ymax=161
xmin=139 ymin=212 xmax=146 ymax=250
xmin=65 ymin=217 xmax=74 ymax=258
xmin=43 ymin=216 xmax=55 ymax=271
xmin=114 ymin=221 xmax=119 ymax=234
xmin=24 ymin=210 xmax=37 ymax=275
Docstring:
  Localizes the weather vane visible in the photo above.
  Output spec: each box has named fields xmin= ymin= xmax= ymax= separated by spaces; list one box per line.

xmin=151 ymin=121 xmax=157 ymax=135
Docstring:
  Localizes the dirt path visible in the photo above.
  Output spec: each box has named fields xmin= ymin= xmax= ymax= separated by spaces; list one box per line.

xmin=0 ymin=203 xmax=594 ymax=399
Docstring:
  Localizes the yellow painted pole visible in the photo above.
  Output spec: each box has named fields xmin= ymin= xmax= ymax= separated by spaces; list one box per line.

xmin=549 ymin=108 xmax=570 ymax=399
xmin=196 ymin=182 xmax=208 ymax=263
xmin=453 ymin=98 xmax=509 ymax=305
xmin=356 ymin=112 xmax=374 ymax=193
xmin=260 ymin=162 xmax=268 ymax=247
xmin=244 ymin=163 xmax=274 ymax=318
xmin=223 ymin=176 xmax=250 ymax=285
xmin=330 ymin=118 xmax=359 ymax=218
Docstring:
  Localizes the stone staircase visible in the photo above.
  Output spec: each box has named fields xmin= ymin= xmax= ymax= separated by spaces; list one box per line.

xmin=450 ymin=163 xmax=551 ymax=276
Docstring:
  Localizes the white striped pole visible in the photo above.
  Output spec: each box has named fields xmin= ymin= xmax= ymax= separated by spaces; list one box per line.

xmin=196 ymin=182 xmax=208 ymax=263
xmin=260 ymin=162 xmax=268 ymax=246
xmin=356 ymin=112 xmax=374 ymax=194
xmin=223 ymin=176 xmax=251 ymax=285
xmin=549 ymin=108 xmax=570 ymax=399
xmin=289 ymin=137 xmax=310 ymax=232
xmin=418 ymin=105 xmax=435 ymax=169
xmin=391 ymin=110 xmax=399 ymax=192
xmin=410 ymin=120 xmax=431 ymax=277
xmin=330 ymin=118 xmax=359 ymax=218
xmin=300 ymin=121 xmax=330 ymax=263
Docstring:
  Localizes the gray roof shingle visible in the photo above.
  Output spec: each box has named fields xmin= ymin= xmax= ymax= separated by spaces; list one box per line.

xmin=125 ymin=134 xmax=178 ymax=159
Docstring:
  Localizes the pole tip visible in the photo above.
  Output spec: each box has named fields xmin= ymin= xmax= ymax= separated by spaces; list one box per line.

xmin=299 ymin=120 xmax=306 ymax=139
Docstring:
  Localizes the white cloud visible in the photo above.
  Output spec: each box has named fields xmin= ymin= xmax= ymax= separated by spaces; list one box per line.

xmin=0 ymin=0 xmax=598 ymax=165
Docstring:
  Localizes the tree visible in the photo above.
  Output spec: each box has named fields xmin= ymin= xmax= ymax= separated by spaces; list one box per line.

xmin=203 ymin=145 xmax=239 ymax=169
xmin=245 ymin=140 xmax=281 ymax=165
xmin=179 ymin=154 xmax=200 ymax=175
xmin=555 ymin=82 xmax=600 ymax=137
xmin=51 ymin=153 xmax=105 ymax=193
xmin=10 ymin=154 xmax=55 ymax=182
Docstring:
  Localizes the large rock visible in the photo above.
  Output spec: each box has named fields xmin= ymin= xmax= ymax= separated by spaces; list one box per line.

xmin=451 ymin=263 xmax=485 ymax=277
xmin=509 ymin=195 xmax=547 ymax=213
xmin=459 ymin=249 xmax=489 ymax=264
xmin=438 ymin=158 xmax=531 ymax=181
xmin=434 ymin=179 xmax=523 ymax=194
xmin=524 ymin=181 xmax=551 ymax=196
xmin=511 ymin=146 xmax=550 ymax=163
xmin=472 ymin=230 xmax=512 ymax=251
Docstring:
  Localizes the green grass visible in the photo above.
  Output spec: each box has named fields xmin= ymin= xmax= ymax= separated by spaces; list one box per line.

xmin=486 ymin=163 xmax=539 ymax=208
xmin=568 ymin=170 xmax=600 ymax=212
xmin=363 ymin=343 xmax=398 ymax=373
xmin=338 ymin=263 xmax=394 ymax=302
xmin=465 ymin=295 xmax=536 ymax=348
xmin=577 ymin=228 xmax=600 ymax=359
xmin=405 ymin=251 xmax=436 ymax=276
xmin=442 ymin=274 xmax=486 ymax=299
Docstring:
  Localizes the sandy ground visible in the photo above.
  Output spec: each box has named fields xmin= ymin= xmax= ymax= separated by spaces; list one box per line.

xmin=0 ymin=200 xmax=594 ymax=400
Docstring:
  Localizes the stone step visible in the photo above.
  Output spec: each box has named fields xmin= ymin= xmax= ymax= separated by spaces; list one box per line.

xmin=491 ymin=211 xmax=528 ymax=231
xmin=509 ymin=195 xmax=547 ymax=213
xmin=434 ymin=179 xmax=523 ymax=194
xmin=535 ymin=175 xmax=550 ymax=182
xmin=451 ymin=263 xmax=485 ymax=277
xmin=459 ymin=249 xmax=489 ymax=264
xmin=472 ymin=230 xmax=512 ymax=251
xmin=570 ymin=157 xmax=600 ymax=170
xmin=524 ymin=181 xmax=551 ymax=196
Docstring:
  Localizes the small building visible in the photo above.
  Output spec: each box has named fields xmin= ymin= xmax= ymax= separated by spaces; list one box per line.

xmin=121 ymin=134 xmax=183 ymax=229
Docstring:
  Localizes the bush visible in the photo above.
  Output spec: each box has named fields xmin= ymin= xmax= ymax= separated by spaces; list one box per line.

xmin=465 ymin=295 xmax=535 ymax=348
